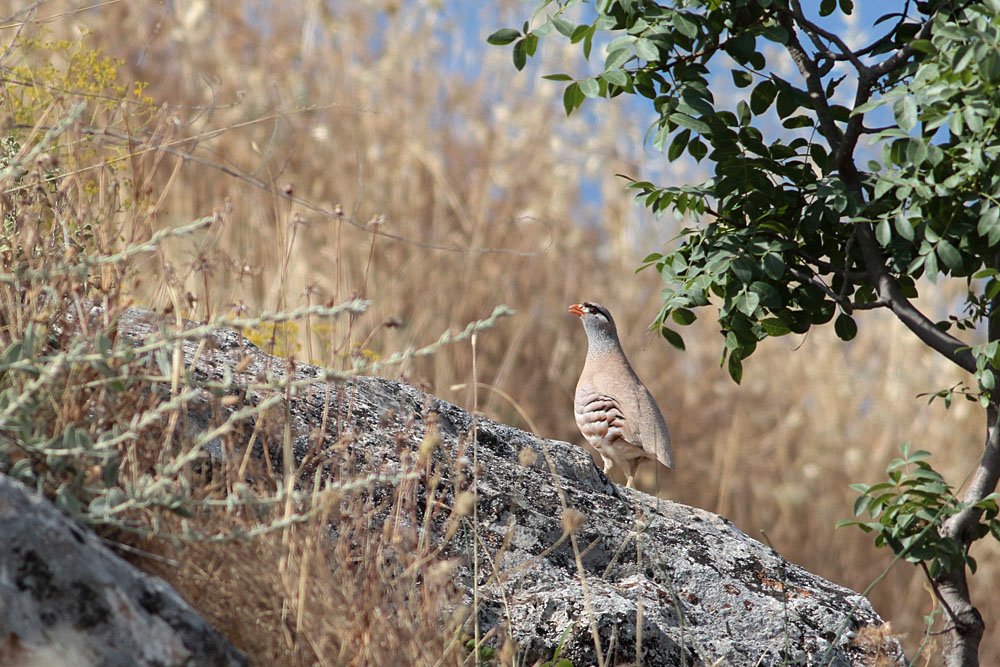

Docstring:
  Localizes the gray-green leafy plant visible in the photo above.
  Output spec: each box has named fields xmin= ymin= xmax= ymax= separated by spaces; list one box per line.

xmin=492 ymin=0 xmax=1000 ymax=663
xmin=838 ymin=441 xmax=1000 ymax=578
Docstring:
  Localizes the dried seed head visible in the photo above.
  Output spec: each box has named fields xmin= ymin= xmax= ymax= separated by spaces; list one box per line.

xmin=453 ymin=491 xmax=476 ymax=517
xmin=425 ymin=558 xmax=459 ymax=589
xmin=419 ymin=429 xmax=440 ymax=461
xmin=518 ymin=447 xmax=537 ymax=467
xmin=233 ymin=355 xmax=253 ymax=374
xmin=392 ymin=524 xmax=417 ymax=549
xmin=561 ymin=508 xmax=587 ymax=536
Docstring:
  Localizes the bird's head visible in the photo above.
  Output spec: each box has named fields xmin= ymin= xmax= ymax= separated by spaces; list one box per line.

xmin=569 ymin=301 xmax=619 ymax=346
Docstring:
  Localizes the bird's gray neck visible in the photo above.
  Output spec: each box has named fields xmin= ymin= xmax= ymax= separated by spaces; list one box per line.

xmin=585 ymin=332 xmax=625 ymax=359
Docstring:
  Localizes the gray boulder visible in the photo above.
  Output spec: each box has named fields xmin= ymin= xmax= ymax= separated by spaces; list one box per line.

xmin=0 ymin=474 xmax=247 ymax=667
xmin=113 ymin=307 xmax=905 ymax=666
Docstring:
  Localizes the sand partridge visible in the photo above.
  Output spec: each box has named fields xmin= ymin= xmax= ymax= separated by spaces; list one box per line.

xmin=569 ymin=302 xmax=674 ymax=488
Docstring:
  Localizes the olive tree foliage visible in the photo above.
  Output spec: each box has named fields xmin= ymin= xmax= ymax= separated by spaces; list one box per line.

xmin=492 ymin=0 xmax=1000 ymax=663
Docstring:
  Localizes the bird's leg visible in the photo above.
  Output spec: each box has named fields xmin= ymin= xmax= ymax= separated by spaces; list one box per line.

xmin=625 ymin=459 xmax=641 ymax=490
xmin=601 ymin=457 xmax=613 ymax=475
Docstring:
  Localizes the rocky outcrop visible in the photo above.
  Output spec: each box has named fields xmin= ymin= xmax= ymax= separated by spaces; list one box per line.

xmin=112 ymin=308 xmax=905 ymax=666
xmin=0 ymin=474 xmax=247 ymax=667
xmin=305 ymin=381 xmax=904 ymax=666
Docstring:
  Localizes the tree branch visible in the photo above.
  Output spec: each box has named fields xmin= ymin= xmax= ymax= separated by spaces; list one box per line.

xmin=933 ymin=560 xmax=985 ymax=665
xmin=784 ymin=0 xmax=871 ymax=76
xmin=851 ymin=299 xmax=888 ymax=311
xmin=841 ymin=0 xmax=914 ymax=60
xmin=869 ymin=15 xmax=935 ymax=79
xmin=792 ymin=249 xmax=867 ymax=281
xmin=776 ymin=11 xmax=843 ymax=150
xmin=852 ymin=225 xmax=976 ymax=373
xmin=943 ymin=252 xmax=1000 ymax=541
xmin=786 ymin=266 xmax=885 ymax=314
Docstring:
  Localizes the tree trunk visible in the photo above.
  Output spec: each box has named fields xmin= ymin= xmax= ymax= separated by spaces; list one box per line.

xmin=935 ymin=565 xmax=984 ymax=666
xmin=936 ymin=254 xmax=1000 ymax=666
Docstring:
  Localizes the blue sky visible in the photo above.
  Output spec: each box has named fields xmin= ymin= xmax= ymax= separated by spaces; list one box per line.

xmin=429 ymin=1 xmax=916 ymax=239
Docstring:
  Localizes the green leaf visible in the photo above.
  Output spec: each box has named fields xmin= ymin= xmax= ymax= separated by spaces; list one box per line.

xmin=524 ymin=33 xmax=538 ymax=56
xmin=936 ymin=240 xmax=963 ymax=272
xmin=672 ymin=308 xmax=697 ymax=325
xmin=894 ymin=96 xmax=918 ymax=132
xmin=688 ymin=137 xmax=707 ymax=161
xmin=552 ymin=16 xmax=575 ymax=37
xmin=982 ymin=368 xmax=996 ymax=390
xmin=978 ymin=206 xmax=1000 ymax=239
xmin=761 ymin=317 xmax=791 ymax=336
xmin=750 ymin=281 xmax=782 ymax=308
xmin=893 ymin=212 xmax=914 ymax=241
xmin=834 ymin=313 xmax=858 ymax=341
xmin=732 ymin=70 xmax=753 ymax=88
xmin=727 ymin=32 xmax=755 ymax=64
xmin=671 ymin=113 xmax=711 ymax=135
xmin=579 ymin=77 xmax=600 ymax=98
xmin=761 ymin=24 xmax=788 ymax=44
xmin=875 ymin=218 xmax=891 ymax=246
xmin=872 ymin=177 xmax=892 ymax=201
xmin=660 ymin=326 xmax=686 ymax=350
xmin=727 ymin=353 xmax=743 ymax=384
xmin=737 ymin=100 xmax=751 ymax=126
xmin=102 ymin=454 xmax=121 ymax=488
xmin=852 ymin=99 xmax=884 ymax=116
xmin=776 ymin=88 xmax=798 ymax=118
xmin=97 ymin=333 xmax=112 ymax=357
xmin=668 ymin=129 xmax=691 ymax=161
xmin=569 ymin=24 xmax=590 ymax=44
xmin=735 ymin=290 xmax=760 ymax=316
xmin=513 ymin=39 xmax=527 ymax=70
xmin=634 ymin=38 xmax=659 ymax=61
xmin=487 ymin=28 xmax=521 ymax=45
xmin=674 ymin=13 xmax=698 ymax=38
xmin=542 ymin=73 xmax=574 ymax=81
xmin=605 ymin=47 xmax=632 ymax=71
xmin=819 ymin=0 xmax=836 ymax=16
xmin=731 ymin=256 xmax=755 ymax=283
xmin=762 ymin=253 xmax=784 ymax=280
xmin=750 ymin=80 xmax=777 ymax=115
xmin=563 ymin=82 xmax=585 ymax=115
xmin=601 ymin=69 xmax=629 ymax=87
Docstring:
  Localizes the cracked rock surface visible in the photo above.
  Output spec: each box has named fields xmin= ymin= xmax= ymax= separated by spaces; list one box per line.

xmin=37 ymin=307 xmax=905 ymax=666
xmin=0 ymin=474 xmax=247 ymax=667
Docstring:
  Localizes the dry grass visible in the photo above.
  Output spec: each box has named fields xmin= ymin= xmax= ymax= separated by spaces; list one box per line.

xmin=1 ymin=0 xmax=998 ymax=664
xmin=137 ymin=450 xmax=471 ymax=667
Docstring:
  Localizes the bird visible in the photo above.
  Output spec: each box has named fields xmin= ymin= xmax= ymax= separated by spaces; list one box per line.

xmin=569 ymin=302 xmax=673 ymax=489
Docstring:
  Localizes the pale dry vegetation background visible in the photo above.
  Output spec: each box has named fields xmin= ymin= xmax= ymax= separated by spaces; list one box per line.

xmin=2 ymin=0 xmax=998 ymax=663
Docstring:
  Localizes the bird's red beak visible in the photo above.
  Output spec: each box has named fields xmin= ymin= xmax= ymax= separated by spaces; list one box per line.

xmin=568 ymin=303 xmax=585 ymax=317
